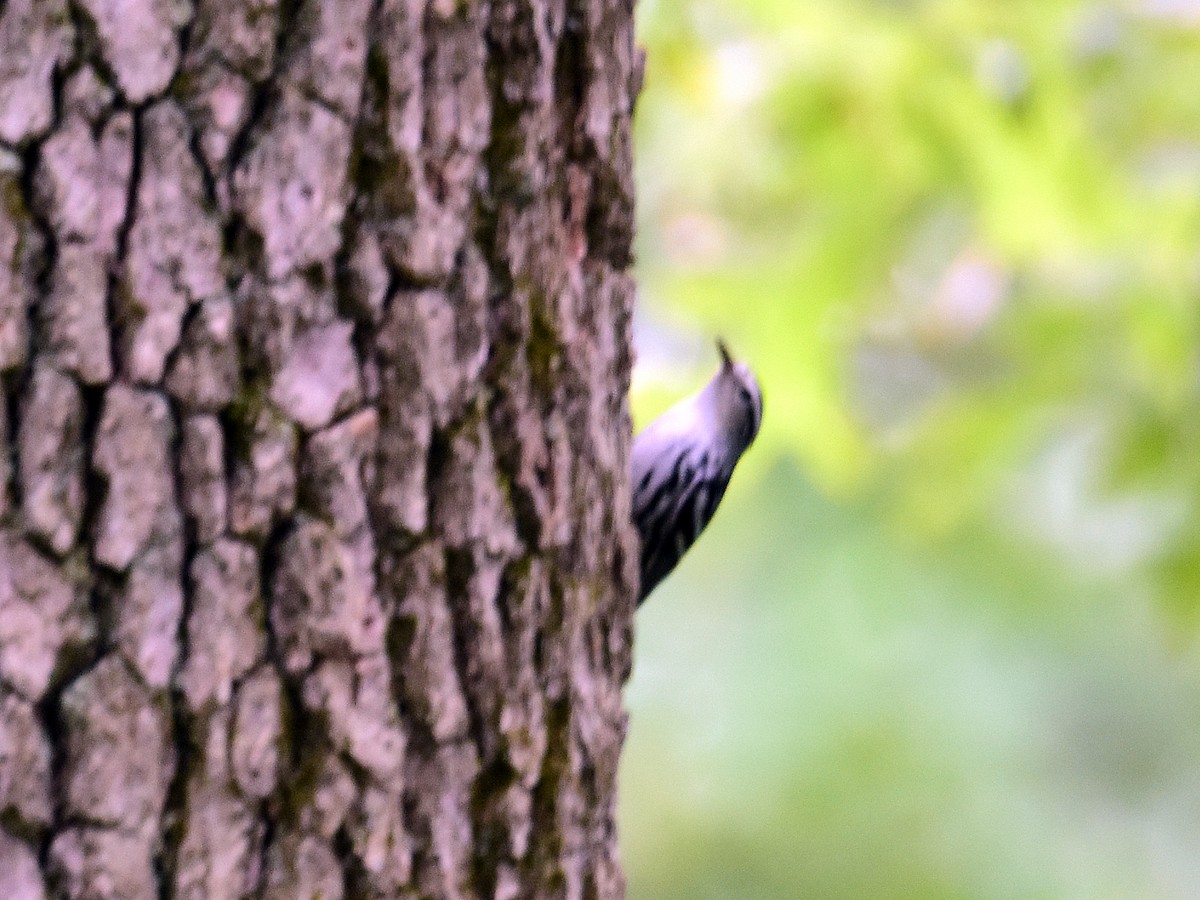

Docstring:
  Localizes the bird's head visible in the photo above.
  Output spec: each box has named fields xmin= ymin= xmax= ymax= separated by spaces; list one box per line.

xmin=711 ymin=339 xmax=763 ymax=451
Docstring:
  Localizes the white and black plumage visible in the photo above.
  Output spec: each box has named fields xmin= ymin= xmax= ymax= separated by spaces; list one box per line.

xmin=631 ymin=340 xmax=763 ymax=605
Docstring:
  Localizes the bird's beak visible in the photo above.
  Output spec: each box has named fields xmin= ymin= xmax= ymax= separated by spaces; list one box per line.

xmin=716 ymin=338 xmax=734 ymax=369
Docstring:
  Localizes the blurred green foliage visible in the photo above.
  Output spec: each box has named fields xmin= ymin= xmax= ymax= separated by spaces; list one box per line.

xmin=623 ymin=1 xmax=1200 ymax=897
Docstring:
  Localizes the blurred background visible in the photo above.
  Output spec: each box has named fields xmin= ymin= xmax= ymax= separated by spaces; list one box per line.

xmin=619 ymin=1 xmax=1200 ymax=898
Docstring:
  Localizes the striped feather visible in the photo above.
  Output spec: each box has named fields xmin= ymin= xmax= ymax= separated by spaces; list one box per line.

xmin=633 ymin=445 xmax=733 ymax=604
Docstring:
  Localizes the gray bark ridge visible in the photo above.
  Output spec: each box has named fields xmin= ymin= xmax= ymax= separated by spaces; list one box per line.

xmin=0 ymin=0 xmax=641 ymax=897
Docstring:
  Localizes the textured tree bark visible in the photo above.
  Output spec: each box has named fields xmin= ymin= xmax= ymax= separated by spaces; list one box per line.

xmin=0 ymin=0 xmax=640 ymax=897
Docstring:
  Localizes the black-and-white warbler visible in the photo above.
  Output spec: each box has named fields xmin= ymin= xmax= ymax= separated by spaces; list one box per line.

xmin=632 ymin=340 xmax=763 ymax=604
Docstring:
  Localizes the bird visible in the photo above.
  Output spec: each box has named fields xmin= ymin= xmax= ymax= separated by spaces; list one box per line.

xmin=631 ymin=339 xmax=763 ymax=604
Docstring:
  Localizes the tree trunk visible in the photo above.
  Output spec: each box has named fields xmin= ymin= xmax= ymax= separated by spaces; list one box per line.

xmin=0 ymin=0 xmax=640 ymax=897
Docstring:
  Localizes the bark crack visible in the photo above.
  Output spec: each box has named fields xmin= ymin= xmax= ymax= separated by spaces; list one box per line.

xmin=1 ymin=0 xmax=638 ymax=894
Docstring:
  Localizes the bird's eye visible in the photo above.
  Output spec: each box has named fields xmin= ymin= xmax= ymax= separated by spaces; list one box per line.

xmin=736 ymin=384 xmax=761 ymax=438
